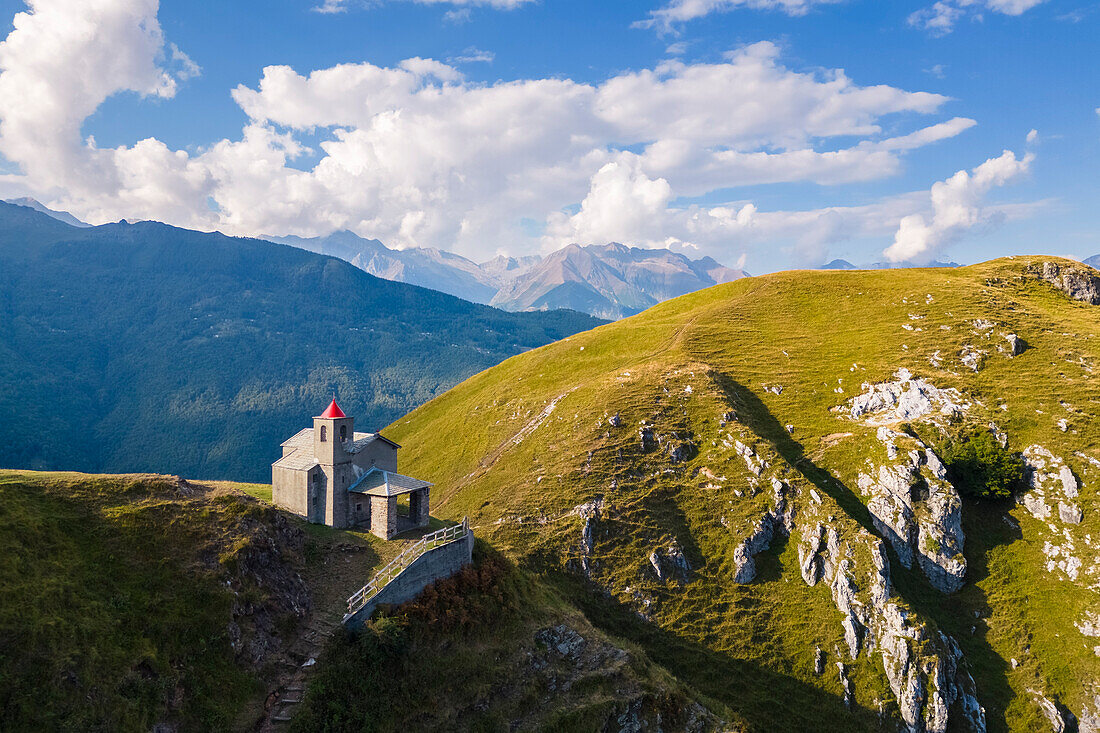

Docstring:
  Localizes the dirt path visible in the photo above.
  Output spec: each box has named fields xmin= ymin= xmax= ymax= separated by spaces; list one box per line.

xmin=438 ymin=387 xmax=578 ymax=509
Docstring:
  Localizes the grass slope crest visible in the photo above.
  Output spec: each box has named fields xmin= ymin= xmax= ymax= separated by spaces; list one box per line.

xmin=386 ymin=256 xmax=1100 ymax=732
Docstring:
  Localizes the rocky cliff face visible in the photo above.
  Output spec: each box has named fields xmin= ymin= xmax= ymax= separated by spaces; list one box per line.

xmin=1030 ymin=261 xmax=1100 ymax=305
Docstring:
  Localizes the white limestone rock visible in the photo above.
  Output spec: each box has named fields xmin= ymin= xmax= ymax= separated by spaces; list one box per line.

xmin=845 ymin=370 xmax=969 ymax=426
xmin=731 ymin=482 xmax=795 ymax=584
xmin=1022 ymin=493 xmax=1052 ymax=521
xmin=960 ymin=345 xmax=985 ymax=372
xmin=1060 ymin=466 xmax=1079 ymax=498
xmin=649 ymin=544 xmax=690 ymax=583
xmin=796 ymin=517 xmax=983 ymax=732
xmin=813 ymin=646 xmax=826 ymax=675
xmin=1059 ymin=502 xmax=1084 ymax=525
xmin=1029 ymin=689 xmax=1066 ymax=733
xmin=861 ymin=439 xmax=966 ymax=593
xmin=837 ymin=662 xmax=854 ymax=708
xmin=1031 ymin=260 xmax=1100 ymax=305
xmin=1079 ymin=695 xmax=1100 ymax=733
xmin=1077 ymin=612 xmax=1100 ymax=637
xmin=1004 ymin=333 xmax=1024 ymax=356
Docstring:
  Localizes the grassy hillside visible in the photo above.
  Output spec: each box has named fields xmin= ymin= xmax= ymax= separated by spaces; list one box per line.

xmin=0 ymin=202 xmax=601 ymax=481
xmin=293 ymin=546 xmax=729 ymax=732
xmin=0 ymin=469 xmax=724 ymax=732
xmin=382 ymin=257 xmax=1100 ymax=732
xmin=0 ymin=470 xmax=417 ymax=732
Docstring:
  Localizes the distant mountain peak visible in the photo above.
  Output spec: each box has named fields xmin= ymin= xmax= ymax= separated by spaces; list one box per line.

xmin=818 ymin=258 xmax=960 ymax=271
xmin=261 ymin=233 xmax=744 ymax=319
xmin=3 ymin=197 xmax=89 ymax=228
xmin=489 ymin=241 xmax=749 ymax=320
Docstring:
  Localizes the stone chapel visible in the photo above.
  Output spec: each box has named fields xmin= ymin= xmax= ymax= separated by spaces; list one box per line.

xmin=271 ymin=398 xmax=432 ymax=539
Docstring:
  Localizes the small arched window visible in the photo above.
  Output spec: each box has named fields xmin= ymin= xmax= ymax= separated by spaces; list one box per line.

xmin=320 ymin=425 xmax=327 ymax=442
xmin=340 ymin=425 xmax=347 ymax=441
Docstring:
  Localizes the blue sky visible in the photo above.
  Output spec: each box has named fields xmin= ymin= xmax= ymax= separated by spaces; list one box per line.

xmin=0 ymin=0 xmax=1096 ymax=272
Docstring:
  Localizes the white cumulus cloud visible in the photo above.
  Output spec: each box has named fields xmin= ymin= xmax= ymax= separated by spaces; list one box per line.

xmin=636 ymin=0 xmax=844 ymax=33
xmin=909 ymin=0 xmax=1047 ymax=35
xmin=314 ymin=0 xmax=532 ymax=13
xmin=883 ymin=147 xmax=1034 ymax=264
xmin=0 ymin=1 xmax=992 ymax=267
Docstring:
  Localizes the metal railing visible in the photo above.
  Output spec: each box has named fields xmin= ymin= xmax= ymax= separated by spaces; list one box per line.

xmin=346 ymin=517 xmax=470 ymax=616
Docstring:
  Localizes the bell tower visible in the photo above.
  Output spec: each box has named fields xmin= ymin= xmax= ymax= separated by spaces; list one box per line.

xmin=314 ymin=397 xmax=355 ymax=527
xmin=314 ymin=397 xmax=354 ymax=465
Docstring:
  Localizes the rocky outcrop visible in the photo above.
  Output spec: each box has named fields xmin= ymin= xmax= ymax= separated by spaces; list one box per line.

xmin=1029 ymin=261 xmax=1100 ymax=305
xmin=837 ymin=662 xmax=854 ymax=708
xmin=796 ymin=514 xmax=984 ymax=732
xmin=731 ymin=478 xmax=795 ymax=584
xmin=1028 ymin=689 xmax=1067 ymax=732
xmin=858 ymin=429 xmax=966 ymax=593
xmin=798 ymin=522 xmax=840 ymax=586
xmin=215 ymin=510 xmax=311 ymax=667
xmin=1020 ymin=446 xmax=1092 ymax=583
xmin=844 ymin=369 xmax=969 ymax=426
xmin=649 ymin=543 xmax=691 ymax=584
xmin=1079 ymin=695 xmax=1100 ymax=733
xmin=574 ymin=498 xmax=605 ymax=577
xmin=732 ymin=513 xmax=778 ymax=583
xmin=731 ymin=439 xmax=766 ymax=475
xmin=1077 ymin=612 xmax=1100 ymax=637
xmin=530 ymin=624 xmax=723 ymax=732
xmin=960 ymin=345 xmax=985 ymax=372
xmin=1003 ymin=333 xmax=1025 ymax=356
xmin=805 ymin=519 xmax=985 ymax=730
xmin=656 ymin=431 xmax=696 ymax=463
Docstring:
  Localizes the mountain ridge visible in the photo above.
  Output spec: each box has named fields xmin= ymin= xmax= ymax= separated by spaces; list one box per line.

xmin=3 ymin=196 xmax=90 ymax=227
xmin=264 ymin=230 xmax=749 ymax=320
xmin=0 ymin=202 xmax=601 ymax=481
xmin=489 ymin=241 xmax=750 ymax=320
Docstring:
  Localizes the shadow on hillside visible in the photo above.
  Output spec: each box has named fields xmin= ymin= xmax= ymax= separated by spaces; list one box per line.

xmin=706 ymin=371 xmax=879 ymax=537
xmin=887 ymin=500 xmax=1021 ymax=733
xmin=633 ymin=478 xmax=709 ymax=576
xmin=537 ymin=568 xmax=881 ymax=733
xmin=706 ymin=370 xmax=1022 ymax=731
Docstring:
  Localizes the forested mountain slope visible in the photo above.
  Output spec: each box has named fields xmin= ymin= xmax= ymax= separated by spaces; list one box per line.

xmin=0 ymin=203 xmax=600 ymax=480
xmin=383 ymin=257 xmax=1100 ymax=732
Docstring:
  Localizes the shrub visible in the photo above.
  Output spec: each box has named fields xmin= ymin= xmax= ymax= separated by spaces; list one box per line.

xmin=939 ymin=430 xmax=1025 ymax=500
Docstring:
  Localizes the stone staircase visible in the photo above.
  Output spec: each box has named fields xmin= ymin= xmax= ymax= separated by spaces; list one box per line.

xmin=260 ymin=519 xmax=472 ymax=729
xmin=261 ymin=606 xmax=345 ymax=731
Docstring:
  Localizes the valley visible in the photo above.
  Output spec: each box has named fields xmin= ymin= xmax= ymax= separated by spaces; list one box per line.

xmin=0 ymin=202 xmax=600 ymax=481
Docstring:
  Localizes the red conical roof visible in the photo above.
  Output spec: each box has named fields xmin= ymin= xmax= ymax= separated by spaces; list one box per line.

xmin=319 ymin=398 xmax=346 ymax=419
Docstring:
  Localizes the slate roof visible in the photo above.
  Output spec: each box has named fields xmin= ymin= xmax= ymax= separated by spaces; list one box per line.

xmin=280 ymin=428 xmax=314 ymax=450
xmin=347 ymin=433 xmax=397 ymax=453
xmin=347 ymin=467 xmax=433 ymax=497
xmin=274 ymin=429 xmax=400 ymax=472
xmin=272 ymin=450 xmax=319 ymax=471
